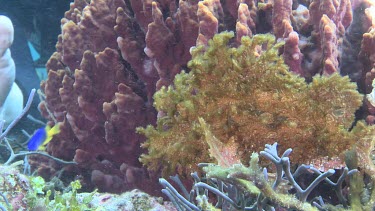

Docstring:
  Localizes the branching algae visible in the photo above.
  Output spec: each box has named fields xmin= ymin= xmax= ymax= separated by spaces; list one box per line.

xmin=138 ymin=31 xmax=365 ymax=175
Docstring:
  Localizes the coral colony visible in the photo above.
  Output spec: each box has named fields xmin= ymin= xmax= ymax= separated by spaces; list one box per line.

xmin=3 ymin=0 xmax=375 ymax=210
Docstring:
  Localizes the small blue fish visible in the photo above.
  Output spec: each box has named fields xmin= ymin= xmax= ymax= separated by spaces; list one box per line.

xmin=27 ymin=124 xmax=60 ymax=151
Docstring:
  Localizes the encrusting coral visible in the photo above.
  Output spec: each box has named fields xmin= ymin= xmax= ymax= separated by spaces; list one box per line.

xmin=138 ymin=32 xmax=365 ymax=176
xmin=35 ymin=0 xmax=263 ymax=194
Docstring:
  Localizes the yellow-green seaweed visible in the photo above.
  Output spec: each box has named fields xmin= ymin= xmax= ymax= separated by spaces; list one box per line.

xmin=138 ymin=31 xmax=364 ymax=176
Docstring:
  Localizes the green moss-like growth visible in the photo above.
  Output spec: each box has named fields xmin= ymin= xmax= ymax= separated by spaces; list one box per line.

xmin=138 ymin=31 xmax=363 ymax=175
xmin=27 ymin=176 xmax=98 ymax=211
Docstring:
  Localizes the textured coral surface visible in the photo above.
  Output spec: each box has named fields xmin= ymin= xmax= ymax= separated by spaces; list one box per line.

xmin=36 ymin=0 xmax=375 ymax=194
xmin=0 ymin=165 xmax=30 ymax=210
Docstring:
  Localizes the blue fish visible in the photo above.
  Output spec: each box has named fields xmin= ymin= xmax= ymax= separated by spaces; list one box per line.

xmin=27 ymin=124 xmax=60 ymax=151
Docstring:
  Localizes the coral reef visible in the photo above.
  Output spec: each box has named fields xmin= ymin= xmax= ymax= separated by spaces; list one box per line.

xmin=37 ymin=0 xmax=161 ymax=194
xmin=160 ymin=143 xmax=364 ymax=210
xmin=0 ymin=165 xmax=30 ymax=211
xmin=0 ymin=166 xmax=174 ymax=211
xmin=27 ymin=176 xmax=175 ymax=211
xmin=37 ymin=0 xmax=375 ymax=195
xmin=37 ymin=0 xmax=266 ymax=194
xmin=0 ymin=89 xmax=172 ymax=211
xmin=86 ymin=189 xmax=176 ymax=211
xmin=139 ymin=32 xmax=365 ymax=175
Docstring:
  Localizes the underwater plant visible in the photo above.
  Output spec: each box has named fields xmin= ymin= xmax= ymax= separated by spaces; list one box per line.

xmin=160 ymin=143 xmax=358 ymax=211
xmin=138 ymin=31 xmax=365 ymax=176
xmin=27 ymin=176 xmax=98 ymax=211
